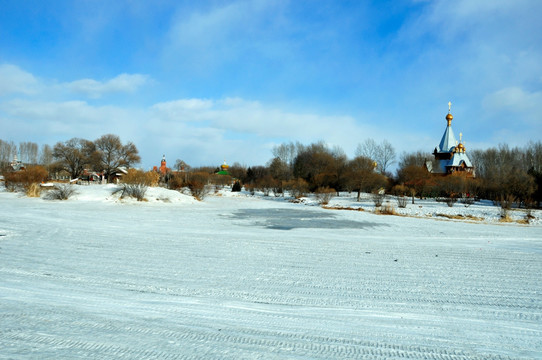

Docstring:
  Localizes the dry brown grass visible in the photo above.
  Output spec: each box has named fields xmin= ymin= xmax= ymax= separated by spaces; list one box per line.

xmin=499 ymin=208 xmax=512 ymax=223
xmin=436 ymin=213 xmax=484 ymax=221
xmin=376 ymin=203 xmax=397 ymax=215
xmin=26 ymin=183 xmax=41 ymax=197
xmin=322 ymin=206 xmax=364 ymax=212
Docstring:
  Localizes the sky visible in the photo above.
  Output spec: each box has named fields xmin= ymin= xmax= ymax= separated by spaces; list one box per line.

xmin=1 ymin=0 xmax=541 ymax=170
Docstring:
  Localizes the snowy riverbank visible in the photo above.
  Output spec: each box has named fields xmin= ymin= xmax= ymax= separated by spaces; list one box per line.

xmin=1 ymin=184 xmax=541 ymax=359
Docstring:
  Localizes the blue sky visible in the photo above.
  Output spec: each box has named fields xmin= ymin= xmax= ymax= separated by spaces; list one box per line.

xmin=1 ymin=0 xmax=541 ymax=170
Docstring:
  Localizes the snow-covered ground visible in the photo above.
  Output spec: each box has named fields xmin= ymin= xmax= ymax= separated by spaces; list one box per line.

xmin=1 ymin=184 xmax=541 ymax=359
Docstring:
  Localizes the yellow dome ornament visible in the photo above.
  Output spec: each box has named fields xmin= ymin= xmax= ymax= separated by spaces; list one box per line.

xmin=446 ymin=101 xmax=453 ymax=126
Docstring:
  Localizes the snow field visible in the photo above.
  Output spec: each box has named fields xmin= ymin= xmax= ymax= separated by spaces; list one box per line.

xmin=0 ymin=185 xmax=541 ymax=359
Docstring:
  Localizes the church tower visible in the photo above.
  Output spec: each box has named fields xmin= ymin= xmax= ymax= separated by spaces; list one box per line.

xmin=159 ymin=155 xmax=168 ymax=175
xmin=428 ymin=102 xmax=475 ymax=176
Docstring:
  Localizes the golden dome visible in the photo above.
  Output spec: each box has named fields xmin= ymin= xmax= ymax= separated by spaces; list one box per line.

xmin=446 ymin=112 xmax=453 ymax=126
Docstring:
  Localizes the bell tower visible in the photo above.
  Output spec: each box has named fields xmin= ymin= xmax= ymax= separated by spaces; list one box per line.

xmin=159 ymin=155 xmax=167 ymax=175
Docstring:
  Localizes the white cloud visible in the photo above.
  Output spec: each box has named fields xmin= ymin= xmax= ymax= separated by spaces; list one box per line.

xmin=0 ymin=63 xmax=150 ymax=99
xmin=482 ymin=86 xmax=542 ymax=124
xmin=483 ymin=87 xmax=540 ymax=111
xmin=0 ymin=98 xmax=144 ymax=142
xmin=64 ymin=73 xmax=149 ymax=98
xmin=0 ymin=64 xmax=40 ymax=95
xmin=151 ymin=99 xmax=214 ymax=121
xmin=151 ymin=97 xmax=364 ymax=141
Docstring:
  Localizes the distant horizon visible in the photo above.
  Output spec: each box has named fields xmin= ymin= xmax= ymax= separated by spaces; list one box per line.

xmin=1 ymin=1 xmax=541 ymax=170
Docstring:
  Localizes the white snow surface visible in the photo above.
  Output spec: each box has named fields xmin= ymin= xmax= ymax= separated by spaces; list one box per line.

xmin=1 ymin=184 xmax=541 ymax=359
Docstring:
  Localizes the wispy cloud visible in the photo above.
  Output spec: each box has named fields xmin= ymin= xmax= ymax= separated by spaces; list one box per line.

xmin=0 ymin=64 xmax=40 ymax=96
xmin=482 ymin=86 xmax=542 ymax=124
xmin=63 ymin=73 xmax=150 ymax=98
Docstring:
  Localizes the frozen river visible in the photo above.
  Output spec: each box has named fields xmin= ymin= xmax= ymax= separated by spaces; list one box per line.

xmin=1 ymin=187 xmax=541 ymax=359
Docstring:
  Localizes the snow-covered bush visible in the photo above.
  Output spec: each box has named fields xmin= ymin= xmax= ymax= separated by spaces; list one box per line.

xmin=372 ymin=192 xmax=385 ymax=207
xmin=114 ymin=184 xmax=147 ymax=201
xmin=377 ymin=201 xmax=396 ymax=215
xmin=115 ymin=169 xmax=160 ymax=201
xmin=396 ymin=196 xmax=408 ymax=208
xmin=45 ymin=184 xmax=78 ymax=200
xmin=315 ymin=186 xmax=335 ymax=205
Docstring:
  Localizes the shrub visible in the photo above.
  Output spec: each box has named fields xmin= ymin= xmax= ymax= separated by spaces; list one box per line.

xmin=122 ymin=169 xmax=159 ymax=187
xmin=372 ymin=192 xmax=385 ymax=207
xmin=3 ymin=171 xmax=20 ymax=192
xmin=315 ymin=186 xmax=335 ymax=205
xmin=210 ymin=174 xmax=232 ymax=188
xmin=396 ymin=196 xmax=408 ymax=208
xmin=26 ymin=183 xmax=41 ymax=197
xmin=498 ymin=194 xmax=516 ymax=210
xmin=391 ymin=184 xmax=408 ymax=196
xmin=284 ymin=178 xmax=309 ymax=199
xmin=436 ymin=197 xmax=458 ymax=207
xmin=3 ymin=166 xmax=48 ymax=195
xmin=255 ymin=175 xmax=276 ymax=196
xmin=116 ymin=169 xmax=161 ymax=201
xmin=113 ymin=183 xmax=148 ymax=201
xmin=232 ymin=180 xmax=242 ymax=192
xmin=272 ymin=181 xmax=283 ymax=197
xmin=244 ymin=182 xmax=256 ymax=195
xmin=445 ymin=197 xmax=457 ymax=207
xmin=187 ymin=171 xmax=210 ymax=200
xmin=45 ymin=183 xmax=78 ymax=200
xmin=167 ymin=174 xmax=185 ymax=190
xmin=460 ymin=196 xmax=475 ymax=207
xmin=377 ymin=201 xmax=396 ymax=215
xmin=500 ymin=207 xmax=511 ymax=222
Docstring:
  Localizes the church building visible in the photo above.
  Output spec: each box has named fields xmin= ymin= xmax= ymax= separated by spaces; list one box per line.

xmin=153 ymin=155 xmax=169 ymax=175
xmin=426 ymin=103 xmax=475 ymax=177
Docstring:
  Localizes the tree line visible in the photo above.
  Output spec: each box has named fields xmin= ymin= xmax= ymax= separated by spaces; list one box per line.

xmin=1 ymin=135 xmax=140 ymax=182
xmin=174 ymin=140 xmax=541 ymax=207
xmin=1 ymin=135 xmax=541 ymax=207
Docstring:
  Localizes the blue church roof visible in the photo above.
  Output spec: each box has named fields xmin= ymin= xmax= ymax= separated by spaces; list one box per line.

xmin=437 ymin=124 xmax=458 ymax=153
xmin=432 ymin=103 xmax=474 ymax=175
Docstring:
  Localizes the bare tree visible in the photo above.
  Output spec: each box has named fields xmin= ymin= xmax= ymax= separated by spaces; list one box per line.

xmin=355 ymin=138 xmax=379 ymax=161
xmin=524 ymin=141 xmax=542 ymax=173
xmin=356 ymin=138 xmax=396 ymax=175
xmin=272 ymin=141 xmax=301 ymax=169
xmin=268 ymin=157 xmax=289 ymax=179
xmin=39 ymin=144 xmax=54 ymax=167
xmin=228 ymin=162 xmax=247 ymax=182
xmin=345 ymin=156 xmax=385 ymax=201
xmin=94 ymin=134 xmax=141 ymax=182
xmin=0 ymin=139 xmax=17 ymax=169
xmin=52 ymin=138 xmax=96 ymax=179
xmin=377 ymin=140 xmax=396 ymax=174
xmin=398 ymin=150 xmax=432 ymax=169
xmin=174 ymin=159 xmax=190 ymax=172
xmin=18 ymin=142 xmax=39 ymax=164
